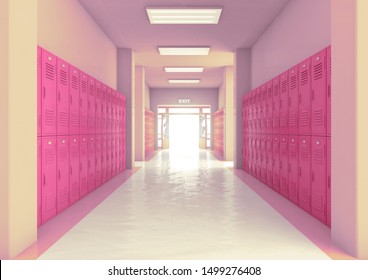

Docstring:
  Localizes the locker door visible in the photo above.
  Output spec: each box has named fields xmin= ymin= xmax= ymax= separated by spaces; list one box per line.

xmin=107 ymin=87 xmax=112 ymax=134
xmin=272 ymin=77 xmax=280 ymax=135
xmin=79 ymin=135 xmax=88 ymax=197
xmin=69 ymin=136 xmax=80 ymax=205
xmin=288 ymin=67 xmax=299 ymax=135
xmin=272 ymin=135 xmax=280 ymax=192
xmin=248 ymin=91 xmax=253 ymax=134
xmin=56 ymin=59 xmax=69 ymax=135
xmin=299 ymin=59 xmax=312 ymax=135
xmin=266 ymin=81 xmax=273 ymax=134
xmin=251 ymin=134 xmax=256 ymax=176
xmin=244 ymin=134 xmax=250 ymax=172
xmin=311 ymin=49 xmax=327 ymax=136
xmin=106 ymin=134 xmax=112 ymax=180
xmin=88 ymin=77 xmax=96 ymax=134
xmin=256 ymin=87 xmax=261 ymax=134
xmin=122 ymin=95 xmax=126 ymax=171
xmin=88 ymin=135 xmax=96 ymax=192
xmin=256 ymin=135 xmax=261 ymax=179
xmin=280 ymin=136 xmax=289 ymax=198
xmin=280 ymin=72 xmax=289 ymax=135
xmin=116 ymin=133 xmax=120 ymax=173
xmin=37 ymin=137 xmax=42 ymax=227
xmin=243 ymin=95 xmax=248 ymax=133
xmin=266 ymin=135 xmax=273 ymax=188
xmin=261 ymin=84 xmax=267 ymax=134
xmin=69 ymin=67 xmax=80 ymax=135
xmin=111 ymin=133 xmax=116 ymax=176
xmin=37 ymin=47 xmax=42 ymax=137
xmin=95 ymin=81 xmax=102 ymax=134
xmin=57 ymin=136 xmax=69 ymax=213
xmin=288 ymin=135 xmax=299 ymax=205
xmin=41 ymin=137 xmax=57 ymax=224
xmin=114 ymin=91 xmax=118 ymax=133
xmin=101 ymin=135 xmax=107 ymax=183
xmin=95 ymin=135 xmax=102 ymax=188
xmin=242 ymin=134 xmax=247 ymax=172
xmin=327 ymin=137 xmax=331 ymax=227
xmin=327 ymin=46 xmax=331 ymax=137
xmin=118 ymin=94 xmax=123 ymax=133
xmin=119 ymin=133 xmax=123 ymax=172
xmin=79 ymin=73 xmax=88 ymax=134
xmin=299 ymin=136 xmax=311 ymax=213
xmin=41 ymin=49 xmax=57 ymax=136
xmin=101 ymin=84 xmax=107 ymax=134
xmin=261 ymin=135 xmax=267 ymax=184
xmin=311 ymin=136 xmax=327 ymax=223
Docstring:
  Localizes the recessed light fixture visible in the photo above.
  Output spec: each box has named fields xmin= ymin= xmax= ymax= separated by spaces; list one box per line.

xmin=168 ymin=79 xmax=201 ymax=84
xmin=146 ymin=8 xmax=222 ymax=24
xmin=164 ymin=67 xmax=204 ymax=73
xmin=158 ymin=47 xmax=210 ymax=56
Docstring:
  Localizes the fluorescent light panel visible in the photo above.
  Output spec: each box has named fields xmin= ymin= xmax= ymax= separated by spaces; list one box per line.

xmin=147 ymin=8 xmax=222 ymax=24
xmin=168 ymin=79 xmax=200 ymax=84
xmin=165 ymin=67 xmax=204 ymax=73
xmin=158 ymin=47 xmax=210 ymax=56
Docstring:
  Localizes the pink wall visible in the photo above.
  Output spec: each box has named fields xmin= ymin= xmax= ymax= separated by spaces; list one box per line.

xmin=251 ymin=0 xmax=331 ymax=87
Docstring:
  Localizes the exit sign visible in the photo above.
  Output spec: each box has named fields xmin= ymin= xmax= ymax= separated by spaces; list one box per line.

xmin=179 ymin=99 xmax=191 ymax=104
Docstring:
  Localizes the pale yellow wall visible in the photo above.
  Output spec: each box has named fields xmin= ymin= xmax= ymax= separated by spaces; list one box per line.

xmin=135 ymin=66 xmax=145 ymax=161
xmin=38 ymin=0 xmax=117 ymax=88
xmin=145 ymin=84 xmax=150 ymax=109
xmin=218 ymin=76 xmax=226 ymax=110
xmin=224 ymin=66 xmax=235 ymax=161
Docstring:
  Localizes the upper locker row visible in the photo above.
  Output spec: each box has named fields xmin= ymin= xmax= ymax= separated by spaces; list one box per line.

xmin=37 ymin=47 xmax=126 ymax=136
xmin=243 ymin=46 xmax=331 ymax=136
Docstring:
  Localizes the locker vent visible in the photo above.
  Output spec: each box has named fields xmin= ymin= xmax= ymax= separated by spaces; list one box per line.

xmin=59 ymin=69 xmax=68 ymax=85
xmin=45 ymin=147 xmax=55 ymax=164
xmin=281 ymin=80 xmax=287 ymax=93
xmin=313 ymin=63 xmax=323 ymax=80
xmin=262 ymin=88 xmax=267 ymax=100
xmin=58 ymin=188 xmax=68 ymax=205
xmin=80 ymin=114 xmax=87 ymax=128
xmin=281 ymin=114 xmax=288 ymax=128
xmin=289 ymin=112 xmax=297 ymax=127
xmin=71 ymin=113 xmax=79 ymax=128
xmin=96 ymin=88 xmax=101 ymax=99
xmin=81 ymin=80 xmax=87 ymax=93
xmin=281 ymin=179 xmax=288 ymax=192
xmin=301 ymin=69 xmax=309 ymax=85
xmin=313 ymin=148 xmax=323 ymax=164
xmin=290 ymin=182 xmax=297 ymax=198
xmin=312 ymin=193 xmax=323 ymax=212
xmin=59 ymin=112 xmax=68 ymax=127
xmin=45 ymin=63 xmax=54 ymax=80
xmin=267 ymin=87 xmax=272 ymax=98
xmin=281 ymin=141 xmax=288 ymax=154
xmin=80 ymin=142 xmax=87 ymax=156
xmin=70 ymin=182 xmax=78 ymax=197
xmin=290 ymin=75 xmax=297 ymax=90
xmin=45 ymin=194 xmax=56 ymax=211
xmin=313 ymin=109 xmax=323 ymax=126
xmin=72 ymin=76 xmax=78 ymax=90
xmin=273 ymin=116 xmax=279 ymax=128
xmin=289 ymin=143 xmax=297 ymax=158
xmin=273 ymin=84 xmax=279 ymax=96
xmin=299 ymin=188 xmax=309 ymax=204
xmin=80 ymin=177 xmax=87 ymax=189
xmin=89 ymin=116 xmax=95 ymax=128
xmin=300 ymin=145 xmax=309 ymax=161
xmin=59 ymin=145 xmax=68 ymax=161
xmin=70 ymin=142 xmax=78 ymax=157
xmin=45 ymin=109 xmax=55 ymax=126
xmin=300 ymin=111 xmax=309 ymax=127
xmin=90 ymin=83 xmax=95 ymax=96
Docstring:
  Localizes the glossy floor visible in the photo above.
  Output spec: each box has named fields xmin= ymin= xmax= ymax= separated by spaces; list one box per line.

xmin=38 ymin=150 xmax=331 ymax=260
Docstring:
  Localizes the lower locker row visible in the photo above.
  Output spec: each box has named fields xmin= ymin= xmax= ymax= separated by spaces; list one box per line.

xmin=242 ymin=134 xmax=331 ymax=226
xmin=37 ymin=134 xmax=126 ymax=227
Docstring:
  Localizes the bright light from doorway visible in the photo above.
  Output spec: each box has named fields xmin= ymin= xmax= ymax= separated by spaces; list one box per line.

xmin=169 ymin=114 xmax=199 ymax=154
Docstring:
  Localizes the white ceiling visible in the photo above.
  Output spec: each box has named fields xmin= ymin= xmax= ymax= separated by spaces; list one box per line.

xmin=79 ymin=0 xmax=290 ymax=88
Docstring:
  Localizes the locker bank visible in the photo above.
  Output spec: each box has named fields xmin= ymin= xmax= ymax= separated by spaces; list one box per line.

xmin=1 ymin=0 xmax=368 ymax=260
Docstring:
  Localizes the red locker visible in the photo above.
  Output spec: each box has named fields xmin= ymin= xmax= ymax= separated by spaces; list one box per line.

xmin=79 ymin=135 xmax=88 ymax=198
xmin=57 ymin=136 xmax=69 ymax=213
xmin=88 ymin=77 xmax=96 ymax=134
xmin=37 ymin=137 xmax=42 ymax=227
xmin=311 ymin=49 xmax=327 ymax=136
xmin=111 ymin=133 xmax=116 ymax=176
xmin=279 ymin=136 xmax=289 ymax=198
xmin=101 ymin=135 xmax=107 ymax=183
xmin=261 ymin=84 xmax=267 ymax=134
xmin=88 ymin=135 xmax=96 ymax=192
xmin=80 ymin=73 xmax=89 ymax=135
xmin=327 ymin=137 xmax=331 ymax=227
xmin=298 ymin=136 xmax=311 ymax=213
xmin=266 ymin=81 xmax=273 ymax=134
xmin=69 ymin=136 xmax=79 ymax=205
xmin=288 ymin=135 xmax=299 ymax=205
xmin=272 ymin=77 xmax=280 ymax=135
xmin=107 ymin=87 xmax=112 ymax=134
xmin=327 ymin=46 xmax=331 ymax=137
xmin=298 ymin=59 xmax=312 ymax=135
xmin=95 ymin=135 xmax=102 ymax=188
xmin=260 ymin=135 xmax=267 ymax=184
xmin=279 ymin=72 xmax=289 ymax=135
xmin=41 ymin=49 xmax=57 ymax=136
xmin=56 ymin=59 xmax=69 ymax=135
xmin=311 ymin=136 xmax=327 ymax=223
xmin=266 ymin=135 xmax=273 ymax=188
xmin=272 ymin=135 xmax=280 ymax=192
xmin=41 ymin=137 xmax=57 ymax=224
xmin=288 ymin=67 xmax=299 ymax=135
xmin=96 ymin=81 xmax=102 ymax=134
xmin=69 ymin=67 xmax=80 ymax=135
xmin=101 ymin=84 xmax=107 ymax=134
xmin=37 ymin=47 xmax=42 ymax=137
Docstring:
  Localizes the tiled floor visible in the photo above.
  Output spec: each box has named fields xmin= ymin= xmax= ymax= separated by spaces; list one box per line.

xmin=34 ymin=149 xmax=335 ymax=260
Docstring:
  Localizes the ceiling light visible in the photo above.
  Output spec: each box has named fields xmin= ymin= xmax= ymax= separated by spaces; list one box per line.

xmin=165 ymin=67 xmax=204 ymax=73
xmin=146 ymin=8 xmax=222 ymax=24
xmin=158 ymin=47 xmax=210 ymax=56
xmin=168 ymin=79 xmax=201 ymax=84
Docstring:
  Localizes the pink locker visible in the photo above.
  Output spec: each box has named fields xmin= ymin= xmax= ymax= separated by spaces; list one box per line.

xmin=272 ymin=135 xmax=280 ymax=192
xmin=311 ymin=49 xmax=327 ymax=136
xmin=266 ymin=135 xmax=273 ymax=188
xmin=272 ymin=77 xmax=280 ymax=135
xmin=122 ymin=133 xmax=126 ymax=171
xmin=101 ymin=135 xmax=107 ymax=183
xmin=107 ymin=87 xmax=112 ymax=134
xmin=327 ymin=46 xmax=331 ymax=137
xmin=79 ymin=135 xmax=88 ymax=198
xmin=41 ymin=137 xmax=57 ymax=224
xmin=118 ymin=133 xmax=123 ymax=172
xmin=255 ymin=87 xmax=261 ymax=134
xmin=37 ymin=137 xmax=42 ymax=227
xmin=327 ymin=137 xmax=331 ymax=227
xmin=288 ymin=67 xmax=299 ymax=135
xmin=118 ymin=94 xmax=123 ymax=133
xmin=266 ymin=81 xmax=273 ymax=134
xmin=242 ymin=135 xmax=247 ymax=172
xmin=95 ymin=135 xmax=102 ymax=188
xmin=248 ymin=134 xmax=253 ymax=176
xmin=106 ymin=134 xmax=112 ymax=180
xmin=37 ymin=47 xmax=42 ymax=136
xmin=95 ymin=81 xmax=102 ymax=134
xmin=111 ymin=90 xmax=115 ymax=133
xmin=248 ymin=91 xmax=253 ymax=134
xmin=116 ymin=133 xmax=120 ymax=173
xmin=279 ymin=72 xmax=289 ymax=135
xmin=251 ymin=134 xmax=257 ymax=177
xmin=69 ymin=136 xmax=80 ymax=205
xmin=298 ymin=58 xmax=312 ymax=135
xmin=243 ymin=95 xmax=248 ymax=133
xmin=288 ymin=135 xmax=299 ymax=205
xmin=101 ymin=84 xmax=107 ymax=134
xmin=261 ymin=84 xmax=267 ymax=134
xmin=79 ymin=73 xmax=89 ymax=134
xmin=56 ymin=59 xmax=70 ymax=135
xmin=260 ymin=135 xmax=267 ymax=184
xmin=41 ymin=49 xmax=57 ymax=136
xmin=311 ymin=136 xmax=327 ymax=223
xmin=279 ymin=136 xmax=289 ymax=198
xmin=111 ymin=134 xmax=116 ymax=176
xmin=88 ymin=135 xmax=96 ymax=192
xmin=57 ymin=136 xmax=69 ymax=213
xmin=69 ymin=67 xmax=80 ymax=135
xmin=256 ymin=135 xmax=261 ymax=179
xmin=298 ymin=136 xmax=311 ymax=213
xmin=88 ymin=77 xmax=96 ymax=134
xmin=244 ymin=134 xmax=250 ymax=172
xmin=114 ymin=91 xmax=118 ymax=133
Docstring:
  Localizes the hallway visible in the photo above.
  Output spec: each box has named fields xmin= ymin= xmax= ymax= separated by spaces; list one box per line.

xmin=38 ymin=150 xmax=329 ymax=260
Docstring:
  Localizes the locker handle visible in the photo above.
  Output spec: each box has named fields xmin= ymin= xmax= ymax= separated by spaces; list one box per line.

xmin=312 ymin=90 xmax=315 ymax=101
xmin=312 ymin=170 xmax=315 ymax=182
xmin=43 ymin=87 xmax=46 ymax=98
xmin=43 ymin=175 xmax=46 ymax=185
xmin=58 ymin=170 xmax=60 ymax=180
xmin=70 ymin=95 xmax=72 ymax=105
xmin=328 ymin=85 xmax=331 ymax=97
xmin=299 ymin=167 xmax=302 ymax=177
xmin=299 ymin=94 xmax=302 ymax=104
xmin=289 ymin=96 xmax=291 ymax=107
xmin=58 ymin=91 xmax=60 ymax=101
xmin=289 ymin=163 xmax=291 ymax=173
xmin=80 ymin=98 xmax=82 ymax=107
xmin=328 ymin=176 xmax=331 ymax=188
xmin=70 ymin=166 xmax=72 ymax=175
xmin=280 ymin=100 xmax=282 ymax=109
xmin=80 ymin=162 xmax=82 ymax=172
